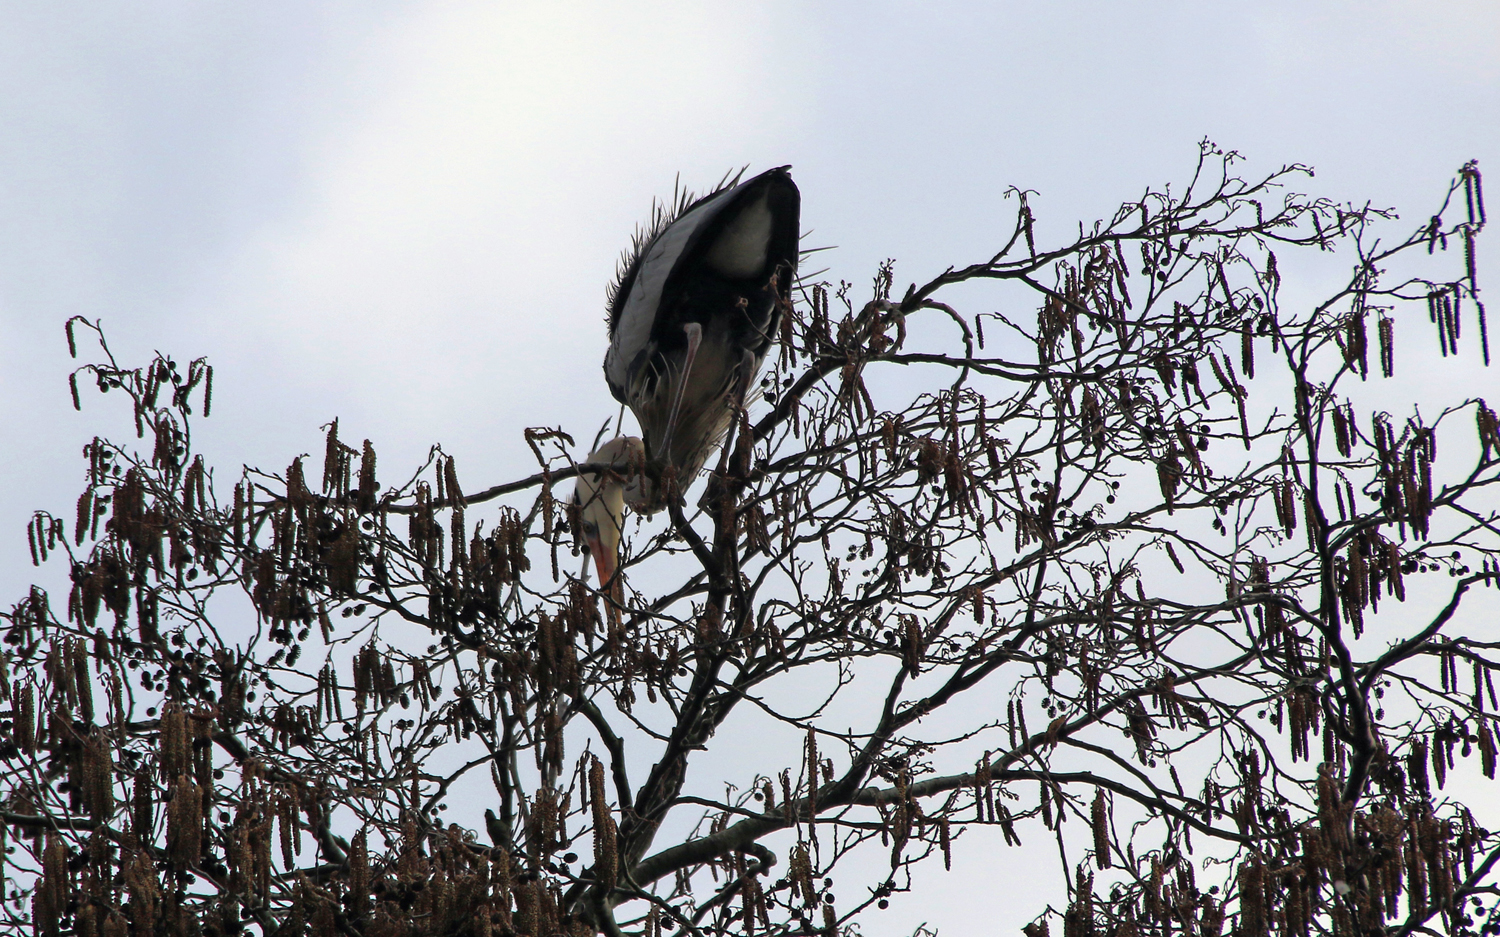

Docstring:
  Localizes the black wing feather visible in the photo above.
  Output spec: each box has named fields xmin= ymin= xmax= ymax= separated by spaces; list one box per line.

xmin=605 ymin=167 xmax=747 ymax=336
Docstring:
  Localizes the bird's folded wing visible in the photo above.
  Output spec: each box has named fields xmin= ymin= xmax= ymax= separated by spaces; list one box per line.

xmin=604 ymin=186 xmax=737 ymax=399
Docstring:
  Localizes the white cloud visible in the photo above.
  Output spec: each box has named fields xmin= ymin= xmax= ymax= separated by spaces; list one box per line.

xmin=188 ymin=1 xmax=805 ymax=471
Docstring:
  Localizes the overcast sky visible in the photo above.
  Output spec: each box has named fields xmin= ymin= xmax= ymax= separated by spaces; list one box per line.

xmin=1 ymin=3 xmax=1496 ymax=932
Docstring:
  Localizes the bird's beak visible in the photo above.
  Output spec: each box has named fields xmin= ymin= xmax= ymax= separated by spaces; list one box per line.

xmin=577 ymin=474 xmax=626 ymax=607
xmin=575 ymin=436 xmax=642 ymax=612
xmin=586 ymin=529 xmax=620 ymax=599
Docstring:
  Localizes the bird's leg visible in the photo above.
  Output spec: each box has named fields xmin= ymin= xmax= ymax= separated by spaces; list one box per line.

xmin=713 ymin=349 xmax=758 ymax=478
xmin=658 ymin=321 xmax=703 ymax=463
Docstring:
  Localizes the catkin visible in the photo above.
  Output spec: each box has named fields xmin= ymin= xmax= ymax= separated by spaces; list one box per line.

xmin=1091 ymin=789 xmax=1111 ymax=868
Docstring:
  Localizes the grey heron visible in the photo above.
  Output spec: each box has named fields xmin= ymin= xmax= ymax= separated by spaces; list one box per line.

xmin=573 ymin=166 xmax=800 ymax=590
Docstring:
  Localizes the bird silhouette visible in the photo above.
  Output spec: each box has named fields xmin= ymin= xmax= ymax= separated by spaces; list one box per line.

xmin=573 ymin=167 xmax=800 ymax=590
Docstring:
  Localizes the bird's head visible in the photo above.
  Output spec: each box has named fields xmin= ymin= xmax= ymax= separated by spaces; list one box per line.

xmin=572 ymin=436 xmax=645 ymax=595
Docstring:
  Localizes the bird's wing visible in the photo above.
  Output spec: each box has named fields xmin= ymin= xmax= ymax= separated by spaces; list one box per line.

xmin=603 ymin=186 xmax=739 ymax=402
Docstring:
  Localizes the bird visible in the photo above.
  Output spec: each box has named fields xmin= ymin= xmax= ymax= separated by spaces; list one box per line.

xmin=573 ymin=166 xmax=800 ymax=591
xmin=572 ymin=435 xmax=643 ymax=597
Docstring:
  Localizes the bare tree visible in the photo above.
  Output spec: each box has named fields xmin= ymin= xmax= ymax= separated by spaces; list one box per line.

xmin=5 ymin=142 xmax=1498 ymax=937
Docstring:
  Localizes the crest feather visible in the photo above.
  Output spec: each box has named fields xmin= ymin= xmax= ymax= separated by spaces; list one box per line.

xmin=605 ymin=167 xmax=749 ymax=334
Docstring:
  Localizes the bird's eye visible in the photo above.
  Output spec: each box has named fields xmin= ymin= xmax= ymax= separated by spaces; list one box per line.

xmin=583 ymin=521 xmax=599 ymax=537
